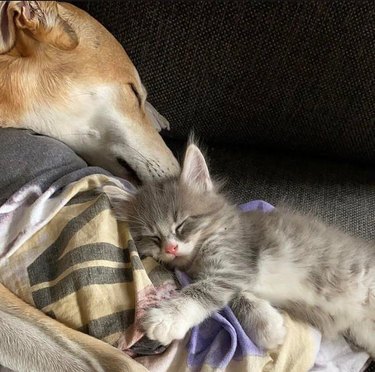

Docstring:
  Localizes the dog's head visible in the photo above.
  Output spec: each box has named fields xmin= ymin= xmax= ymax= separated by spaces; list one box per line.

xmin=0 ymin=1 xmax=179 ymax=182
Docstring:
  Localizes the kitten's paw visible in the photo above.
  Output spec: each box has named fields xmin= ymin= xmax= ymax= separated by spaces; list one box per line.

xmin=142 ymin=305 xmax=190 ymax=345
xmin=254 ymin=311 xmax=286 ymax=350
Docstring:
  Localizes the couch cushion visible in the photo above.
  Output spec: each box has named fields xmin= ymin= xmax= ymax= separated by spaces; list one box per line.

xmin=76 ymin=0 xmax=375 ymax=164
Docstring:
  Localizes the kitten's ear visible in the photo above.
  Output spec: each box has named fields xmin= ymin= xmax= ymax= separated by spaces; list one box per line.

xmin=181 ymin=144 xmax=213 ymax=191
xmin=101 ymin=185 xmax=134 ymax=220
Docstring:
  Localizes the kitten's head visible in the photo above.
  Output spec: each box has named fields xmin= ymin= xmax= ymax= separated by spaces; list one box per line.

xmin=104 ymin=144 xmax=235 ymax=268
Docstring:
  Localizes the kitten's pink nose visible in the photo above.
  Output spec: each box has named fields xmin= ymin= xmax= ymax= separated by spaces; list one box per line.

xmin=165 ymin=243 xmax=178 ymax=255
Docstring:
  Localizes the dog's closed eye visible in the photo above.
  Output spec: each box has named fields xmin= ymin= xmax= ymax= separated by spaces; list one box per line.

xmin=130 ymin=83 xmax=142 ymax=106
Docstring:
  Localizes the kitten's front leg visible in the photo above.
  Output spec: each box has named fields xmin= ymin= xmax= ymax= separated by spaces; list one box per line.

xmin=231 ymin=293 xmax=286 ymax=350
xmin=142 ymin=278 xmax=236 ymax=345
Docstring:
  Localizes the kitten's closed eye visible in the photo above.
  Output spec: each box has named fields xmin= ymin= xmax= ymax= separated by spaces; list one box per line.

xmin=176 ymin=219 xmax=188 ymax=234
xmin=149 ymin=236 xmax=161 ymax=245
xmin=175 ymin=216 xmax=202 ymax=239
xmin=133 ymin=235 xmax=161 ymax=246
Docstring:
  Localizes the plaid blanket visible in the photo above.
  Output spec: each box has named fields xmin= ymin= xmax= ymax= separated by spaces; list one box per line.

xmin=0 ymin=173 xmax=369 ymax=371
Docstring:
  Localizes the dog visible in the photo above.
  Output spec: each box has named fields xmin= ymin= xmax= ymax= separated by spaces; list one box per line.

xmin=0 ymin=1 xmax=179 ymax=182
xmin=0 ymin=1 xmax=179 ymax=370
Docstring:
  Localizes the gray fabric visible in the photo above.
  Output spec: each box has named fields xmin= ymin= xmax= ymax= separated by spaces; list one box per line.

xmin=0 ymin=128 xmax=87 ymax=206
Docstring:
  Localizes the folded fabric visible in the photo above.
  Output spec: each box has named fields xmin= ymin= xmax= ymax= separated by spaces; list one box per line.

xmin=311 ymin=337 xmax=370 ymax=372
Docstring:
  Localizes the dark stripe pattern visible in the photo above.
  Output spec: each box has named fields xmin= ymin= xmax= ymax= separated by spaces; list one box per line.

xmin=78 ymin=309 xmax=135 ymax=340
xmin=66 ymin=190 xmax=104 ymax=206
xmin=28 ymin=194 xmax=110 ymax=286
xmin=27 ymin=194 xmax=136 ymax=309
xmin=35 ymin=243 xmax=130 ymax=284
xmin=32 ymin=266 xmax=133 ymax=308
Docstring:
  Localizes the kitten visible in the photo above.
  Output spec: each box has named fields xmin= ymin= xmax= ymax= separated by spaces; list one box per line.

xmin=103 ymin=144 xmax=375 ymax=357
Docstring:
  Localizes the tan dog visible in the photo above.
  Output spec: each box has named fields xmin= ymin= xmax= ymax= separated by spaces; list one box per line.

xmin=0 ymin=1 xmax=179 ymax=181
xmin=0 ymin=1 xmax=179 ymax=370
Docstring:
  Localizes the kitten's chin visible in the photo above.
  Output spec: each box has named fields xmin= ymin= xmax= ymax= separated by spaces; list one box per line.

xmin=163 ymin=255 xmax=192 ymax=270
xmin=160 ymin=254 xmax=176 ymax=264
xmin=160 ymin=252 xmax=192 ymax=267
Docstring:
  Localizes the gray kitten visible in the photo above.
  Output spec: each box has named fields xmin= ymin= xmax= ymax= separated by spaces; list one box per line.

xmin=103 ymin=144 xmax=375 ymax=357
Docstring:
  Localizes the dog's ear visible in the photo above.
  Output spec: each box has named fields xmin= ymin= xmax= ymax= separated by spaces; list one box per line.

xmin=0 ymin=1 xmax=78 ymax=55
xmin=145 ymin=101 xmax=170 ymax=132
xmin=0 ymin=2 xmax=17 ymax=53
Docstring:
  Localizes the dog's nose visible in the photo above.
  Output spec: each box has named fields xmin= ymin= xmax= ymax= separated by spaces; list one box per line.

xmin=165 ymin=243 xmax=178 ymax=255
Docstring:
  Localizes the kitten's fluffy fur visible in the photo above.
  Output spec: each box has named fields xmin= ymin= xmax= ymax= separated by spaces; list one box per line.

xmin=104 ymin=144 xmax=375 ymax=357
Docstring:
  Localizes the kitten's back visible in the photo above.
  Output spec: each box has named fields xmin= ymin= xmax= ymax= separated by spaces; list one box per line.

xmin=240 ymin=208 xmax=375 ymax=303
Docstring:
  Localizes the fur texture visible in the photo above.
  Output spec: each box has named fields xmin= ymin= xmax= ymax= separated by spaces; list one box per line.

xmin=106 ymin=144 xmax=375 ymax=357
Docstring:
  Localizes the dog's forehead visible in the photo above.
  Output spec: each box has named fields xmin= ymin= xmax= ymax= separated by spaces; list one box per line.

xmin=59 ymin=2 xmax=136 ymax=80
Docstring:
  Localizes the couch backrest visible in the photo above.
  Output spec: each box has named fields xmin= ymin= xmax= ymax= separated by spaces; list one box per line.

xmin=76 ymin=1 xmax=375 ymax=164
